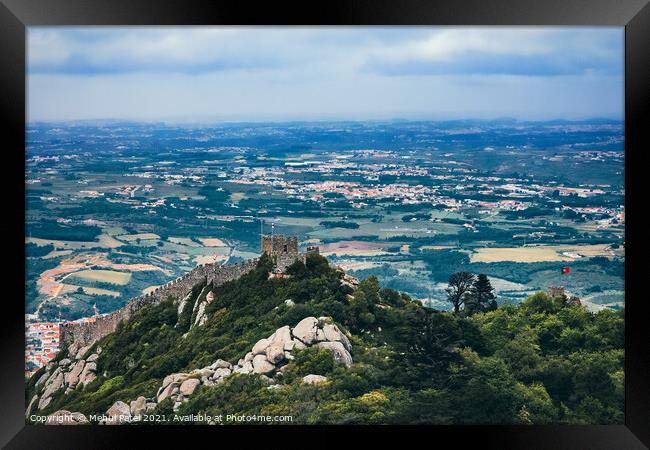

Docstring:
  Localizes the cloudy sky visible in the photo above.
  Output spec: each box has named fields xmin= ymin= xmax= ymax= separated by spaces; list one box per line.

xmin=27 ymin=27 xmax=624 ymax=123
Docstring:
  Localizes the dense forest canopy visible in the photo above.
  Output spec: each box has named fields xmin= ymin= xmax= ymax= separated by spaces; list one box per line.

xmin=27 ymin=254 xmax=623 ymax=424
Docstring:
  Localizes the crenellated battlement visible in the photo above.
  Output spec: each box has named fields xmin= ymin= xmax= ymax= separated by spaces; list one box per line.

xmin=261 ymin=235 xmax=299 ymax=257
xmin=60 ymin=234 xmax=318 ymax=351
xmin=60 ymin=258 xmax=259 ymax=349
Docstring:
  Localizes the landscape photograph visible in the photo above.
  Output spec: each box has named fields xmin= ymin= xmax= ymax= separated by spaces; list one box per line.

xmin=25 ymin=27 xmax=625 ymax=425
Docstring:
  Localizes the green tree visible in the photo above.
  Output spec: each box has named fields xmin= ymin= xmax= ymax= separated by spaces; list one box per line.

xmin=465 ymin=274 xmax=497 ymax=315
xmin=445 ymin=272 xmax=475 ymax=314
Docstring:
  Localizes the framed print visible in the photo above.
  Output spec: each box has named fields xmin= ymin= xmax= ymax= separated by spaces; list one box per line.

xmin=1 ymin=0 xmax=648 ymax=448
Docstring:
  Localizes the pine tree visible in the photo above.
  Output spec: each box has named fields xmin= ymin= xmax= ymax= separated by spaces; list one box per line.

xmin=466 ymin=273 xmax=497 ymax=315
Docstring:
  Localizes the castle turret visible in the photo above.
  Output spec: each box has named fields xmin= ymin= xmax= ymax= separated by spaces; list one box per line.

xmin=261 ymin=234 xmax=301 ymax=272
xmin=261 ymin=234 xmax=298 ymax=257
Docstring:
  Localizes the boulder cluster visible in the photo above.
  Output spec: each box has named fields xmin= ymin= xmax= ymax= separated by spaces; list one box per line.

xmin=100 ymin=396 xmax=157 ymax=425
xmin=233 ymin=316 xmax=352 ymax=376
xmin=38 ymin=316 xmax=352 ymax=425
xmin=28 ymin=344 xmax=102 ymax=414
xmin=139 ymin=316 xmax=352 ymax=414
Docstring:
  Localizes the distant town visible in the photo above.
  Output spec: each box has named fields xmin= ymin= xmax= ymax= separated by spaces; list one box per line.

xmin=25 ymin=120 xmax=625 ymax=373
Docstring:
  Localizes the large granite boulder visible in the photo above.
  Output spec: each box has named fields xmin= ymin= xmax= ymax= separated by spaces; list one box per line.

xmin=179 ymin=378 xmax=201 ymax=396
xmin=316 ymin=341 xmax=353 ymax=368
xmin=265 ymin=342 xmax=285 ymax=364
xmin=157 ymin=382 xmax=179 ymax=403
xmin=64 ymin=360 xmax=86 ymax=388
xmin=75 ymin=345 xmax=92 ymax=360
xmin=177 ymin=291 xmax=193 ymax=316
xmin=35 ymin=370 xmax=50 ymax=387
xmin=213 ymin=367 xmax=232 ymax=379
xmin=161 ymin=373 xmax=187 ymax=389
xmin=79 ymin=361 xmax=97 ymax=386
xmin=39 ymin=371 xmax=64 ymax=409
xmin=38 ymin=396 xmax=52 ymax=411
xmin=105 ymin=401 xmax=131 ymax=425
xmin=66 ymin=342 xmax=81 ymax=359
xmin=322 ymin=324 xmax=351 ymax=351
xmin=193 ymin=300 xmax=208 ymax=327
xmin=252 ymin=354 xmax=275 ymax=374
xmin=130 ymin=396 xmax=147 ymax=417
xmin=272 ymin=326 xmax=292 ymax=346
xmin=292 ymin=317 xmax=319 ymax=344
xmin=210 ymin=359 xmax=231 ymax=370
xmin=252 ymin=338 xmax=271 ymax=355
xmin=302 ymin=374 xmax=328 ymax=384
xmin=234 ymin=361 xmax=253 ymax=375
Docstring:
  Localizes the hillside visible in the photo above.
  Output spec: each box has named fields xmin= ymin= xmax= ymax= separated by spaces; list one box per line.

xmin=26 ymin=253 xmax=624 ymax=425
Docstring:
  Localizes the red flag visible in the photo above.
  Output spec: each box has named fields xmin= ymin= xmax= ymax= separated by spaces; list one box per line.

xmin=562 ymin=267 xmax=570 ymax=274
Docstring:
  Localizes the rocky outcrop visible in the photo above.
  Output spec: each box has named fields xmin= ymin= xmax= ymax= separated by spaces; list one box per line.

xmin=104 ymin=401 xmax=131 ymax=425
xmin=60 ymin=259 xmax=260 ymax=349
xmin=129 ymin=396 xmax=148 ymax=418
xmin=38 ymin=371 xmax=64 ymax=410
xmin=36 ymin=317 xmax=348 ymax=420
xmin=323 ymin=323 xmax=351 ymax=350
xmin=64 ymin=360 xmax=85 ymax=388
xmin=26 ymin=395 xmax=38 ymax=418
xmin=79 ymin=361 xmax=97 ymax=386
xmin=34 ymin=350 xmax=101 ymax=412
xmin=180 ymin=378 xmax=201 ymax=396
xmin=177 ymin=291 xmax=193 ymax=318
xmin=95 ymin=316 xmax=353 ymax=422
xmin=292 ymin=317 xmax=320 ymax=345
xmin=190 ymin=286 xmax=212 ymax=329
xmin=252 ymin=354 xmax=275 ymax=374
xmin=302 ymin=374 xmax=328 ymax=384
xmin=316 ymin=341 xmax=353 ymax=368
xmin=340 ymin=272 xmax=359 ymax=290
xmin=227 ymin=316 xmax=351 ymax=378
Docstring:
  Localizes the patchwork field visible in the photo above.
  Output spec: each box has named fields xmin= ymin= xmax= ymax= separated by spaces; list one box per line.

xmin=198 ymin=238 xmax=228 ymax=247
xmin=42 ymin=250 xmax=74 ymax=259
xmin=168 ymin=237 xmax=200 ymax=247
xmin=470 ymin=244 xmax=615 ymax=263
xmin=319 ymin=241 xmax=393 ymax=257
xmin=26 ymin=234 xmax=124 ymax=250
xmin=116 ymin=233 xmax=160 ymax=242
xmin=59 ymin=284 xmax=121 ymax=297
xmin=25 ymin=121 xmax=625 ymax=323
xmin=65 ymin=269 xmax=132 ymax=285
xmin=35 ymin=252 xmax=170 ymax=300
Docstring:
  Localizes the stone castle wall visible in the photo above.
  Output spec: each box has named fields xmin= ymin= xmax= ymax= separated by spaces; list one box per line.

xmin=261 ymin=235 xmax=298 ymax=257
xmin=60 ymin=259 xmax=259 ymax=349
xmin=261 ymin=235 xmax=301 ymax=273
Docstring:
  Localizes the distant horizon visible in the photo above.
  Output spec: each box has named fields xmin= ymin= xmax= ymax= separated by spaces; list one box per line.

xmin=27 ymin=116 xmax=624 ymax=126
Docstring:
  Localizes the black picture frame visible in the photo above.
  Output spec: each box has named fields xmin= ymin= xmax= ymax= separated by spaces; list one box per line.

xmin=1 ymin=0 xmax=648 ymax=448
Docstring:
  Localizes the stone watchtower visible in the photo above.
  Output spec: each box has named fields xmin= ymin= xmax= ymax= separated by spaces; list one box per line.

xmin=262 ymin=235 xmax=299 ymax=257
xmin=261 ymin=235 xmax=300 ymax=272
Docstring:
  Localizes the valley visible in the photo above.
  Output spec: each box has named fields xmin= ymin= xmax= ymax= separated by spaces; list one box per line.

xmin=25 ymin=119 xmax=625 ymax=322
